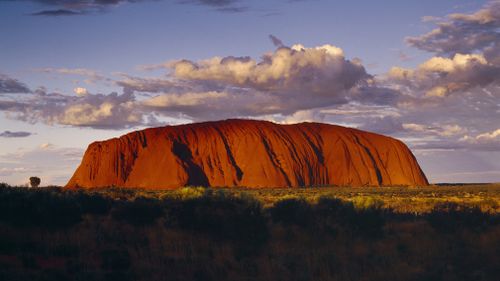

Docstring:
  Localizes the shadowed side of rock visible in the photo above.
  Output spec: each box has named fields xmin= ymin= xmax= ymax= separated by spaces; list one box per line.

xmin=66 ymin=119 xmax=428 ymax=189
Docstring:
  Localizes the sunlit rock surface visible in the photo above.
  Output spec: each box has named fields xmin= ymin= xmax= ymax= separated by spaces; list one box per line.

xmin=66 ymin=119 xmax=428 ymax=189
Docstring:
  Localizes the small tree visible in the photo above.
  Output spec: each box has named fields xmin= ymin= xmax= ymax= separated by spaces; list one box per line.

xmin=29 ymin=176 xmax=41 ymax=188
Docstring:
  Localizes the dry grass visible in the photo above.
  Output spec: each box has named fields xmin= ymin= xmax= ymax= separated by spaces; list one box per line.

xmin=89 ymin=183 xmax=500 ymax=214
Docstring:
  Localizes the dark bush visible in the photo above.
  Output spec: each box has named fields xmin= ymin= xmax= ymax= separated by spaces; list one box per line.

xmin=314 ymin=197 xmax=355 ymax=218
xmin=427 ymin=202 xmax=490 ymax=233
xmin=194 ymin=268 xmax=214 ymax=281
xmin=52 ymin=244 xmax=80 ymax=257
xmin=75 ymin=192 xmax=112 ymax=215
xmin=65 ymin=259 xmax=84 ymax=275
xmin=104 ymin=271 xmax=134 ymax=281
xmin=268 ymin=198 xmax=313 ymax=227
xmin=100 ymin=249 xmax=131 ymax=271
xmin=111 ymin=197 xmax=163 ymax=226
xmin=0 ymin=188 xmax=82 ymax=228
xmin=21 ymin=254 xmax=37 ymax=269
xmin=348 ymin=207 xmax=387 ymax=238
xmin=313 ymin=197 xmax=386 ymax=237
xmin=313 ymin=197 xmax=354 ymax=234
xmin=38 ymin=269 xmax=67 ymax=281
xmin=166 ymin=192 xmax=268 ymax=246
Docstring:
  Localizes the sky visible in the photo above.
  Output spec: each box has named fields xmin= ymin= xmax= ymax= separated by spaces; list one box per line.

xmin=1 ymin=0 xmax=499 ymax=185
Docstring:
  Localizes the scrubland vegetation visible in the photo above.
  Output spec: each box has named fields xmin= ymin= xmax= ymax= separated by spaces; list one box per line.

xmin=0 ymin=183 xmax=499 ymax=281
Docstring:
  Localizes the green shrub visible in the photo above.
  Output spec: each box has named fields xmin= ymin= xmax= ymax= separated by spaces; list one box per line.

xmin=168 ymin=186 xmax=207 ymax=200
xmin=352 ymin=196 xmax=384 ymax=210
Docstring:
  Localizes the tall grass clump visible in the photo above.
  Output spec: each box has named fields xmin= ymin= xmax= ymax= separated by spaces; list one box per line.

xmin=166 ymin=186 xmax=207 ymax=200
xmin=351 ymin=196 xmax=384 ymax=210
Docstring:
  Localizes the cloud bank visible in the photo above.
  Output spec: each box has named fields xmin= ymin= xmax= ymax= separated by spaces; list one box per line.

xmin=0 ymin=0 xmax=247 ymax=16
xmin=0 ymin=74 xmax=31 ymax=94
xmin=0 ymin=2 xmax=498 ymax=160
xmin=1 ymin=42 xmax=377 ymax=128
xmin=0 ymin=131 xmax=32 ymax=138
xmin=407 ymin=1 xmax=500 ymax=56
xmin=0 ymin=88 xmax=153 ymax=129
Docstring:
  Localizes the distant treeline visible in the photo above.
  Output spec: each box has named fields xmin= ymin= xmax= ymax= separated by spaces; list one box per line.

xmin=0 ymin=183 xmax=499 ymax=281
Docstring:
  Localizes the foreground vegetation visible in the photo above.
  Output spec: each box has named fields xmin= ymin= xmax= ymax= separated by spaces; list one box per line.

xmin=0 ymin=183 xmax=499 ymax=281
xmin=85 ymin=184 xmax=500 ymax=214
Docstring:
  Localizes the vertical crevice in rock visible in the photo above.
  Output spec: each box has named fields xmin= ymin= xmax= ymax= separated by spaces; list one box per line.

xmin=214 ymin=127 xmax=243 ymax=181
xmin=353 ymin=135 xmax=383 ymax=185
xmin=171 ymin=140 xmax=209 ymax=186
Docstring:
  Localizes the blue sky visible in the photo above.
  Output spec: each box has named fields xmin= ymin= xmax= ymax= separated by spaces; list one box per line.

xmin=1 ymin=0 xmax=499 ymax=185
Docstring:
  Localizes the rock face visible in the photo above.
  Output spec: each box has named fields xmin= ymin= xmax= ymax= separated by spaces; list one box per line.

xmin=66 ymin=119 xmax=428 ymax=189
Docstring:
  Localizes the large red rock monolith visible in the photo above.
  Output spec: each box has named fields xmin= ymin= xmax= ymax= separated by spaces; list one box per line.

xmin=66 ymin=119 xmax=428 ymax=189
